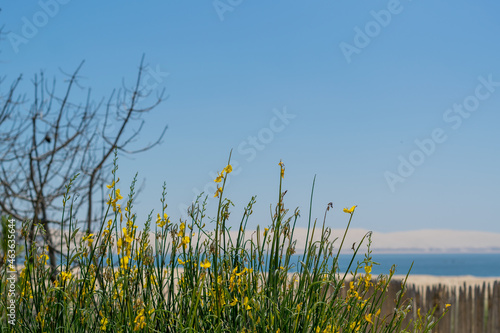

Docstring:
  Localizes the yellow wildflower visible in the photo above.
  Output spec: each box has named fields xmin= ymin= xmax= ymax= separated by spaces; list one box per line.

xmin=365 ymin=313 xmax=373 ymax=324
xmin=177 ymin=222 xmax=185 ymax=237
xmin=123 ymin=228 xmax=133 ymax=243
xmin=133 ymin=308 xmax=146 ymax=331
xmin=349 ymin=321 xmax=361 ymax=332
xmin=224 ymin=164 xmax=232 ymax=174
xmin=38 ymin=253 xmax=49 ymax=266
xmin=214 ymin=171 xmax=224 ymax=183
xmin=36 ymin=312 xmax=44 ymax=326
xmin=214 ymin=186 xmax=223 ymax=198
xmin=100 ymin=317 xmax=109 ymax=331
xmin=243 ymin=296 xmax=251 ymax=310
xmin=445 ymin=304 xmax=451 ymax=308
xmin=83 ymin=233 xmax=94 ymax=247
xmin=120 ymin=256 xmax=130 ymax=269
xmin=181 ymin=236 xmax=190 ymax=249
xmin=200 ymin=258 xmax=211 ymax=269
xmin=323 ymin=324 xmax=336 ymax=333
xmin=60 ymin=271 xmax=72 ymax=283
xmin=279 ymin=160 xmax=285 ymax=178
xmin=115 ymin=188 xmax=123 ymax=200
xmin=117 ymin=238 xmax=123 ymax=255
xmin=343 ymin=205 xmax=357 ymax=214
xmin=156 ymin=213 xmax=167 ymax=228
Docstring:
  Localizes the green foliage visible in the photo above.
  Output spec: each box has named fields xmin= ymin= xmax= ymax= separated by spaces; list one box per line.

xmin=0 ymin=156 xmax=449 ymax=332
xmin=0 ymin=215 xmax=23 ymax=269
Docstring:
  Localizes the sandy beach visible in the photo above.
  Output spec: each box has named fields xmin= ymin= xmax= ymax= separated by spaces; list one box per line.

xmin=392 ymin=274 xmax=500 ymax=289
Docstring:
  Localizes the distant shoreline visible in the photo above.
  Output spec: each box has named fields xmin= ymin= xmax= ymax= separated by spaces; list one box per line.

xmin=391 ymin=274 xmax=500 ymax=288
xmin=366 ymin=249 xmax=500 ymax=254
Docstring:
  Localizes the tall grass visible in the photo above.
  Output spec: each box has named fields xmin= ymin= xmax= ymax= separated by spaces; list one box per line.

xmin=0 ymin=155 xmax=449 ymax=332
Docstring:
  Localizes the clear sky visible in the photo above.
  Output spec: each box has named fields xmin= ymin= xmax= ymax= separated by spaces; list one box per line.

xmin=2 ymin=1 xmax=500 ymax=233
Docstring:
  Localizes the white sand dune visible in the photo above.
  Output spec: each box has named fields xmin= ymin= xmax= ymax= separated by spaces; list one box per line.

xmin=391 ymin=274 xmax=500 ymax=288
xmin=286 ymin=228 xmax=500 ymax=254
xmin=48 ymin=227 xmax=500 ymax=254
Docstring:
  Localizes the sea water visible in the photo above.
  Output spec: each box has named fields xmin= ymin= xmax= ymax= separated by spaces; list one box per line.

xmin=327 ymin=253 xmax=500 ymax=277
xmin=86 ymin=253 xmax=500 ymax=277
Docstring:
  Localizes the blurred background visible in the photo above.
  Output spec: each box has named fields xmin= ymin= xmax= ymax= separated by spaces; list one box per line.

xmin=2 ymin=1 xmax=499 ymax=243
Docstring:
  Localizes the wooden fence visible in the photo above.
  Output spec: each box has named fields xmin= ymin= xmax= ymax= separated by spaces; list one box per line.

xmin=333 ymin=279 xmax=500 ymax=332
xmin=405 ymin=280 xmax=500 ymax=333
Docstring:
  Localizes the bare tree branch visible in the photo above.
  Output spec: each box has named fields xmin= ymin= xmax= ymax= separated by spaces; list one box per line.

xmin=0 ymin=56 xmax=168 ymax=275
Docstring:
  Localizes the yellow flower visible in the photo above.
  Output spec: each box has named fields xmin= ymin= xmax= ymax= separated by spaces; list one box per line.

xmin=214 ymin=186 xmax=223 ymax=198
xmin=38 ymin=253 xmax=49 ymax=265
xmin=375 ymin=308 xmax=381 ymax=316
xmin=214 ymin=171 xmax=224 ymax=183
xmin=243 ymin=296 xmax=251 ymax=310
xmin=106 ymin=180 xmax=115 ymax=189
xmin=83 ymin=233 xmax=94 ymax=247
xmin=343 ymin=205 xmax=357 ymax=214
xmin=115 ymin=188 xmax=123 ymax=200
xmin=117 ymin=238 xmax=123 ymax=255
xmin=123 ymin=227 xmax=133 ymax=243
xmin=133 ymin=308 xmax=147 ymax=331
xmin=177 ymin=222 xmax=185 ymax=237
xmin=229 ymin=296 xmax=238 ymax=306
xmin=156 ymin=213 xmax=166 ymax=228
xmin=200 ymin=258 xmax=211 ymax=269
xmin=445 ymin=304 xmax=451 ymax=308
xmin=181 ymin=236 xmax=190 ymax=249
xmin=60 ymin=271 xmax=72 ymax=282
xmin=264 ymin=228 xmax=269 ymax=236
xmin=100 ymin=317 xmax=109 ymax=331
xmin=224 ymin=164 xmax=232 ymax=174
xmin=36 ymin=311 xmax=44 ymax=325
xmin=178 ymin=258 xmax=186 ymax=265
xmin=349 ymin=321 xmax=361 ymax=332
xmin=323 ymin=324 xmax=336 ymax=333
xmin=278 ymin=160 xmax=285 ymax=178
xmin=120 ymin=256 xmax=130 ymax=269
xmin=365 ymin=313 xmax=373 ymax=324
xmin=235 ymin=268 xmax=247 ymax=276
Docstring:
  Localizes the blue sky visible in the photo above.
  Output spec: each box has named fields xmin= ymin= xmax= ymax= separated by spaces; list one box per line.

xmin=2 ymin=1 xmax=500 ymax=233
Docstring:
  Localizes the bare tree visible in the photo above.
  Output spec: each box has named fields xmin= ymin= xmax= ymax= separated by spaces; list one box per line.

xmin=0 ymin=55 xmax=168 ymax=274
